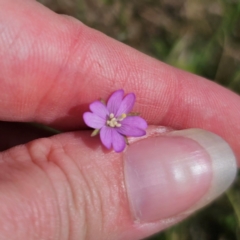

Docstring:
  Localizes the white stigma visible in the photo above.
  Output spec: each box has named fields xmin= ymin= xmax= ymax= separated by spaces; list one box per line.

xmin=107 ymin=113 xmax=126 ymax=128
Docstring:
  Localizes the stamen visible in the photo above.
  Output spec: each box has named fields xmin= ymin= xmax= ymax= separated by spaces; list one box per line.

xmin=121 ymin=113 xmax=127 ymax=119
xmin=109 ymin=122 xmax=114 ymax=127
xmin=118 ymin=113 xmax=127 ymax=121
xmin=107 ymin=114 xmax=122 ymax=128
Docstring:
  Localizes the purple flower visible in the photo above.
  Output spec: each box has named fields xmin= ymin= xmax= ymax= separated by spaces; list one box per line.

xmin=83 ymin=89 xmax=148 ymax=152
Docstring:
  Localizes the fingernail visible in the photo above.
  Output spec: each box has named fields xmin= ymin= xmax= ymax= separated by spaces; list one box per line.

xmin=124 ymin=129 xmax=237 ymax=222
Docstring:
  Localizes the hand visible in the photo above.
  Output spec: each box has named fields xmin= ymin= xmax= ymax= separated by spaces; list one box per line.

xmin=0 ymin=0 xmax=239 ymax=239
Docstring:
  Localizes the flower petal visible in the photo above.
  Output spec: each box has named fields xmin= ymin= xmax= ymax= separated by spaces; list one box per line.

xmin=83 ymin=112 xmax=105 ymax=129
xmin=100 ymin=126 xmax=113 ymax=149
xmin=107 ymin=89 xmax=124 ymax=115
xmin=117 ymin=116 xmax=147 ymax=137
xmin=90 ymin=100 xmax=109 ymax=119
xmin=112 ymin=130 xmax=126 ymax=152
xmin=116 ymin=93 xmax=136 ymax=116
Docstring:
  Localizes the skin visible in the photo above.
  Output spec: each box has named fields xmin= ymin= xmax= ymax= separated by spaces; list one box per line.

xmin=0 ymin=0 xmax=239 ymax=239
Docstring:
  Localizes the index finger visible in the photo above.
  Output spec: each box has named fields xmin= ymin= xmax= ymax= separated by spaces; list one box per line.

xmin=1 ymin=0 xmax=240 ymax=164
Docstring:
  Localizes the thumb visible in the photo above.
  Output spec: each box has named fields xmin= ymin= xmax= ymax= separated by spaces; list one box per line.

xmin=0 ymin=128 xmax=237 ymax=240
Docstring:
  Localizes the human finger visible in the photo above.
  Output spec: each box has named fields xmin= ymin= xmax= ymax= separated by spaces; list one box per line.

xmin=1 ymin=0 xmax=240 ymax=164
xmin=0 ymin=127 xmax=237 ymax=239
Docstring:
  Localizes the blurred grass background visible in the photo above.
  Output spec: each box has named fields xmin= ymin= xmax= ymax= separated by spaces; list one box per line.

xmin=37 ymin=0 xmax=240 ymax=239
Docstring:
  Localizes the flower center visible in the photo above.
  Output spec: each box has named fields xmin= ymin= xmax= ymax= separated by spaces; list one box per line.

xmin=106 ymin=113 xmax=126 ymax=128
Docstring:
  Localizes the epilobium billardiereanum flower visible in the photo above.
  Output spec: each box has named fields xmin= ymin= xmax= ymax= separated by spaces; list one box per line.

xmin=83 ymin=89 xmax=147 ymax=152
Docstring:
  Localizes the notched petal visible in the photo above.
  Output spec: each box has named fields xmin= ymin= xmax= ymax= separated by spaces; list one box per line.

xmin=116 ymin=93 xmax=136 ymax=116
xmin=112 ymin=131 xmax=126 ymax=152
xmin=100 ymin=126 xmax=113 ymax=149
xmin=117 ymin=116 xmax=147 ymax=137
xmin=118 ymin=126 xmax=146 ymax=137
xmin=107 ymin=89 xmax=124 ymax=115
xmin=89 ymin=101 xmax=109 ymax=119
xmin=83 ymin=112 xmax=105 ymax=129
xmin=122 ymin=116 xmax=148 ymax=129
